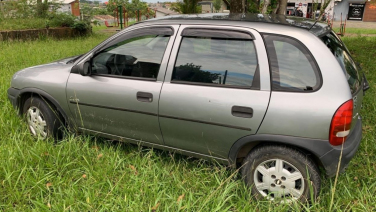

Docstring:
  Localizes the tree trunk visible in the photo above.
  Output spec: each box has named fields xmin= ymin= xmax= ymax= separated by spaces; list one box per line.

xmin=230 ymin=0 xmax=244 ymax=13
xmin=276 ymin=0 xmax=287 ymax=15
xmin=261 ymin=0 xmax=270 ymax=14
xmin=273 ymin=2 xmax=279 ymax=14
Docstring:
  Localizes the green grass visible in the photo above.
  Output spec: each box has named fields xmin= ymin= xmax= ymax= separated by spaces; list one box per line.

xmin=0 ymin=32 xmax=376 ymax=211
xmin=0 ymin=18 xmax=48 ymax=31
xmin=332 ymin=27 xmax=376 ymax=35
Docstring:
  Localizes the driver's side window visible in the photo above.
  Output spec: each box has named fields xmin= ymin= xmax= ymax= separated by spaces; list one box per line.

xmin=92 ymin=34 xmax=170 ymax=79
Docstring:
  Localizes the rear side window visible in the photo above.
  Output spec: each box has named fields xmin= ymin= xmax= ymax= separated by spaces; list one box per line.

xmin=263 ymin=34 xmax=321 ymax=92
xmin=320 ymin=32 xmax=361 ymax=94
xmin=172 ymin=34 xmax=259 ymax=89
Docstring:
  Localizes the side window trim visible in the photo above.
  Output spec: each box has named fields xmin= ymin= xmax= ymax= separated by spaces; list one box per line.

xmin=89 ymin=74 xmax=158 ymax=82
xmin=181 ymin=28 xmax=255 ymax=40
xmin=262 ymin=33 xmax=323 ymax=92
xmin=86 ymin=26 xmax=177 ymax=81
xmin=99 ymin=26 xmax=174 ymax=52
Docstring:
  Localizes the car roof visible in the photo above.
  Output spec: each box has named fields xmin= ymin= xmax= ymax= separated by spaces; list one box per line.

xmin=140 ymin=13 xmax=331 ymax=37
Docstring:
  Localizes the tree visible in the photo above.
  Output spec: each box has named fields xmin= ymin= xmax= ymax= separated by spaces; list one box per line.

xmin=276 ymin=0 xmax=287 ymax=15
xmin=317 ymin=0 xmax=332 ymax=20
xmin=261 ymin=0 xmax=269 ymax=14
xmin=230 ymin=0 xmax=244 ymax=13
xmin=107 ymin=0 xmax=129 ymax=14
xmin=171 ymin=0 xmax=201 ymax=14
xmin=213 ymin=0 xmax=222 ymax=12
xmin=247 ymin=0 xmax=261 ymax=13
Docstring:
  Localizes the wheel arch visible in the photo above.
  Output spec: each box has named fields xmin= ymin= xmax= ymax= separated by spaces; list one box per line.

xmin=18 ymin=88 xmax=68 ymax=126
xmin=228 ymin=134 xmax=332 ymax=175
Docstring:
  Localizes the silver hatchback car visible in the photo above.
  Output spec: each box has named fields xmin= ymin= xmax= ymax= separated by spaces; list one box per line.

xmin=7 ymin=14 xmax=368 ymax=202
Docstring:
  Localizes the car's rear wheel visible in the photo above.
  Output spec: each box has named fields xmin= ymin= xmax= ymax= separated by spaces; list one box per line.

xmin=241 ymin=145 xmax=321 ymax=202
xmin=23 ymin=97 xmax=62 ymax=140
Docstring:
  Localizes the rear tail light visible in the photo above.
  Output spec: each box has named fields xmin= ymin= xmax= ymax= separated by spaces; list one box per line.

xmin=329 ymin=100 xmax=353 ymax=146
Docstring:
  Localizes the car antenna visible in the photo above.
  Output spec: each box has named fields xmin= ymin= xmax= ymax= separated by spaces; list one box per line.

xmin=309 ymin=19 xmax=319 ymax=31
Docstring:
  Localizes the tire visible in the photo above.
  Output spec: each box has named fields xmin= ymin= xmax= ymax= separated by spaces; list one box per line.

xmin=241 ymin=145 xmax=321 ymax=202
xmin=23 ymin=96 xmax=62 ymax=140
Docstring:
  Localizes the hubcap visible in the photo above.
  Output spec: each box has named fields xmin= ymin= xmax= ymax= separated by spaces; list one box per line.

xmin=253 ymin=159 xmax=304 ymax=201
xmin=26 ymin=106 xmax=47 ymax=139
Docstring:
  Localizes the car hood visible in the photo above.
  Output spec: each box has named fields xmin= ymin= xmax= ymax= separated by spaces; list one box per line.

xmin=11 ymin=59 xmax=74 ymax=89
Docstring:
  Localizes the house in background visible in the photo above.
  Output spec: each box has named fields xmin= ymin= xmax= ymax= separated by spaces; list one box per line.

xmin=200 ymin=0 xmax=230 ymax=13
xmin=150 ymin=7 xmax=179 ymax=18
xmin=56 ymin=0 xmax=80 ymax=17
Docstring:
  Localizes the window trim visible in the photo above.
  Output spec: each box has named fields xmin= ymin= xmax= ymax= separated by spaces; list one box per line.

xmin=181 ymin=28 xmax=255 ymax=40
xmin=89 ymin=74 xmax=157 ymax=82
xmin=90 ymin=32 xmax=172 ymax=81
xmin=100 ymin=26 xmax=174 ymax=52
xmin=171 ymin=34 xmax=260 ymax=90
xmin=262 ymin=33 xmax=323 ymax=93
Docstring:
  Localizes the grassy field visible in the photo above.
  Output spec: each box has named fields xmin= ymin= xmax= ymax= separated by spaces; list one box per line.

xmin=332 ymin=28 xmax=376 ymax=35
xmin=0 ymin=32 xmax=375 ymax=211
xmin=0 ymin=18 xmax=48 ymax=31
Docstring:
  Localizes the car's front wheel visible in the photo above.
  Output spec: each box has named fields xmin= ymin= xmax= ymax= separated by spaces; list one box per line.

xmin=241 ymin=145 xmax=321 ymax=202
xmin=23 ymin=97 xmax=62 ymax=140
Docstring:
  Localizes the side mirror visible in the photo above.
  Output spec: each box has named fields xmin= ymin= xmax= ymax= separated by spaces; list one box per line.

xmin=80 ymin=61 xmax=91 ymax=76
xmin=71 ymin=53 xmax=93 ymax=76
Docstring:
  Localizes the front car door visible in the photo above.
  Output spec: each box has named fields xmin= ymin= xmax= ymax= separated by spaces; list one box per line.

xmin=66 ymin=25 xmax=178 ymax=145
xmin=158 ymin=25 xmax=271 ymax=159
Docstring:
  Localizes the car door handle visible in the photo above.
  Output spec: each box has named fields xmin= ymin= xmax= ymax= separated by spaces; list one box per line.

xmin=232 ymin=106 xmax=253 ymax=118
xmin=137 ymin=92 xmax=153 ymax=102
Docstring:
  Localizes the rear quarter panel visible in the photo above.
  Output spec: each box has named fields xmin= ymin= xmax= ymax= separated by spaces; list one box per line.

xmin=256 ymin=26 xmax=352 ymax=140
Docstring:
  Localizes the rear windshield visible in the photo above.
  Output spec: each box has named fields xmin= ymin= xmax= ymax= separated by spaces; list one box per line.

xmin=320 ymin=32 xmax=361 ymax=94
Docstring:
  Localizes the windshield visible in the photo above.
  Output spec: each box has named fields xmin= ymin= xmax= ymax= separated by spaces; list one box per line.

xmin=320 ymin=32 xmax=361 ymax=94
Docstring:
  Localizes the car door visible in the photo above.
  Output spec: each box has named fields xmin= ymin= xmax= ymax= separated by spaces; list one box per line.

xmin=66 ymin=25 xmax=178 ymax=145
xmin=158 ymin=26 xmax=271 ymax=159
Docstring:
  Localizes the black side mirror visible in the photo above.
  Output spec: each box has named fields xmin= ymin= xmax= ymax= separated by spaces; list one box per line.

xmin=71 ymin=53 xmax=93 ymax=76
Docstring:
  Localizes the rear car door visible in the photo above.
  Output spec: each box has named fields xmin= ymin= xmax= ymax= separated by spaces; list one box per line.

xmin=158 ymin=26 xmax=271 ymax=159
xmin=66 ymin=25 xmax=178 ymax=145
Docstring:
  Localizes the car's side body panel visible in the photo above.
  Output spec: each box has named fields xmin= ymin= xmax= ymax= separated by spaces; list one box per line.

xmin=158 ymin=25 xmax=271 ymax=158
xmin=65 ymin=25 xmax=180 ymax=145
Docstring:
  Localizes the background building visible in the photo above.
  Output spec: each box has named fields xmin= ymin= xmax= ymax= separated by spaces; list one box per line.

xmin=333 ymin=0 xmax=376 ymax=21
xmin=56 ymin=0 xmax=80 ymax=17
xmin=287 ymin=0 xmax=335 ymax=19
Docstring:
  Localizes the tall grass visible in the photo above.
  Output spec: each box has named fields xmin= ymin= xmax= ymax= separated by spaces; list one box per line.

xmin=0 ymin=33 xmax=375 ymax=211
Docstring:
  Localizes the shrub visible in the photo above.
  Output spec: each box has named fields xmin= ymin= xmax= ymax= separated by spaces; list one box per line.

xmin=49 ymin=13 xmax=76 ymax=28
xmin=73 ymin=20 xmax=92 ymax=34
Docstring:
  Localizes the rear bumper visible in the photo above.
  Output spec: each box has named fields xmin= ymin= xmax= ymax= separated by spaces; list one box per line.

xmin=320 ymin=117 xmax=362 ymax=177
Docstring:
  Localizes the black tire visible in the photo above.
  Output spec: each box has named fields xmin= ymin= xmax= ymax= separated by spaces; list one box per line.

xmin=241 ymin=145 xmax=321 ymax=202
xmin=23 ymin=96 xmax=63 ymax=139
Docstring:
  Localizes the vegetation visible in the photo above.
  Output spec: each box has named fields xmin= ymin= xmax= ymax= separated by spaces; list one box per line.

xmin=332 ymin=28 xmax=376 ymax=35
xmin=0 ymin=31 xmax=375 ymax=211
xmin=171 ymin=0 xmax=201 ymax=14
xmin=106 ymin=0 xmax=155 ymax=20
xmin=213 ymin=0 xmax=222 ymax=13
